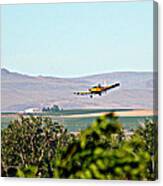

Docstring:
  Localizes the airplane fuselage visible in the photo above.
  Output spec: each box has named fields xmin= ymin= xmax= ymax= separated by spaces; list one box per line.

xmin=89 ymin=87 xmax=103 ymax=93
xmin=74 ymin=82 xmax=120 ymax=98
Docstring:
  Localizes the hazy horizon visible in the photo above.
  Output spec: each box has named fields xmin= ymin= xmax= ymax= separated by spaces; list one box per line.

xmin=1 ymin=67 xmax=153 ymax=79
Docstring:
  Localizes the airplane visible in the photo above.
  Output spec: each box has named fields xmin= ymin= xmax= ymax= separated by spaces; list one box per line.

xmin=74 ymin=82 xmax=120 ymax=98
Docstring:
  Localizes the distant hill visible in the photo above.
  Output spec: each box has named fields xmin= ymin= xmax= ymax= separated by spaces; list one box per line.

xmin=1 ymin=68 xmax=155 ymax=112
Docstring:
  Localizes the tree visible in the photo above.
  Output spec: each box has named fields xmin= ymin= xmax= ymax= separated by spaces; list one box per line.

xmin=53 ymin=113 xmax=155 ymax=180
xmin=1 ymin=113 xmax=157 ymax=180
xmin=1 ymin=116 xmax=76 ymax=177
xmin=42 ymin=105 xmax=60 ymax=112
xmin=134 ymin=118 xmax=158 ymax=180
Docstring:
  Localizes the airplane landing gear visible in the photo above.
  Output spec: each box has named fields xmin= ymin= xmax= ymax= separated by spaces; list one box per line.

xmin=90 ymin=95 xmax=93 ymax=98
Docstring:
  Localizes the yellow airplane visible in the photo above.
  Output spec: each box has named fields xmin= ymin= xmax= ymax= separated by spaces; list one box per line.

xmin=74 ymin=82 xmax=120 ymax=98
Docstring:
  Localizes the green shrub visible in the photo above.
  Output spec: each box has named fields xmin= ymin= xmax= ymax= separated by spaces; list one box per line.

xmin=134 ymin=119 xmax=158 ymax=180
xmin=53 ymin=113 xmax=154 ymax=180
xmin=1 ymin=113 xmax=157 ymax=180
xmin=1 ymin=116 xmax=76 ymax=177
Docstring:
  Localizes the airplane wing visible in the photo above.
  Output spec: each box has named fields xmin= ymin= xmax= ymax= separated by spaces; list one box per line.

xmin=103 ymin=83 xmax=120 ymax=91
xmin=74 ymin=91 xmax=91 ymax=95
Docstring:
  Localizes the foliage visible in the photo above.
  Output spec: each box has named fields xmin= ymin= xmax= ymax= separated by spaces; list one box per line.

xmin=1 ymin=113 xmax=158 ymax=180
xmin=42 ymin=105 xmax=60 ymax=112
xmin=1 ymin=116 xmax=76 ymax=177
xmin=53 ymin=113 xmax=155 ymax=180
xmin=134 ymin=118 xmax=158 ymax=180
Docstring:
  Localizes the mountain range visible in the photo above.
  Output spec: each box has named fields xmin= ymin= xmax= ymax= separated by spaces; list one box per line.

xmin=1 ymin=68 xmax=155 ymax=112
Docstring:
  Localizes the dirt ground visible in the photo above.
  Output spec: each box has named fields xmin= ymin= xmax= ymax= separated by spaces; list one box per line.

xmin=61 ymin=109 xmax=155 ymax=118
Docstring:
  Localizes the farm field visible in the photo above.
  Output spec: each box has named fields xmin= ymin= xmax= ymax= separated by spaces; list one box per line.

xmin=1 ymin=109 xmax=155 ymax=131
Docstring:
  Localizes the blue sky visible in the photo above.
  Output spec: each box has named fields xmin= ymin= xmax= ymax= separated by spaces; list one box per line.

xmin=1 ymin=1 xmax=153 ymax=77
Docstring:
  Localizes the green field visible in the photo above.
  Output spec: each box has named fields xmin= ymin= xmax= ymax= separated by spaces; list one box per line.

xmin=1 ymin=117 xmax=16 ymax=129
xmin=23 ymin=108 xmax=133 ymax=116
xmin=64 ymin=116 xmax=155 ymax=131
xmin=1 ymin=111 xmax=155 ymax=132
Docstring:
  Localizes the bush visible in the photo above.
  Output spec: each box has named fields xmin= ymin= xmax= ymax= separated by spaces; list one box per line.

xmin=1 ymin=116 xmax=76 ymax=177
xmin=53 ymin=113 xmax=154 ymax=180
xmin=1 ymin=113 xmax=158 ymax=180
xmin=134 ymin=119 xmax=158 ymax=180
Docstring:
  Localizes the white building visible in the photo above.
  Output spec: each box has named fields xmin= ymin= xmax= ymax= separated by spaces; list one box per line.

xmin=24 ymin=108 xmax=41 ymax=113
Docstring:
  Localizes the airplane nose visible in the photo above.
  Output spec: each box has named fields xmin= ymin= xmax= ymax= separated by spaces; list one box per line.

xmin=115 ymin=83 xmax=120 ymax=87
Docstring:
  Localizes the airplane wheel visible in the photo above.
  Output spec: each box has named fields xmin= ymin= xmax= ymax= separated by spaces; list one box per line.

xmin=90 ymin=95 xmax=93 ymax=98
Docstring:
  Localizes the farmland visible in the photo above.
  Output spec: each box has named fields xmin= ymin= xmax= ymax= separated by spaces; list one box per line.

xmin=1 ymin=109 xmax=155 ymax=131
